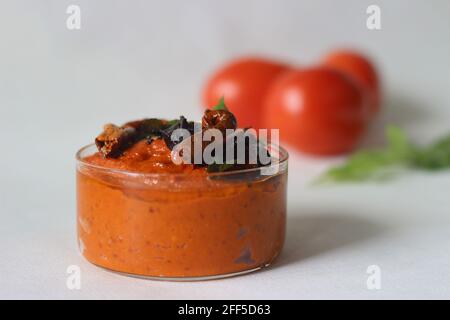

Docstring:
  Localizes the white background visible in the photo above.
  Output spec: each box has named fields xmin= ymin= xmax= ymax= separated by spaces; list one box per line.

xmin=1 ymin=0 xmax=450 ymax=299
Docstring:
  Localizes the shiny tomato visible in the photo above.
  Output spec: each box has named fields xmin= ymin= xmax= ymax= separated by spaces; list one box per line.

xmin=262 ymin=67 xmax=369 ymax=155
xmin=202 ymin=57 xmax=289 ymax=129
xmin=322 ymin=50 xmax=380 ymax=116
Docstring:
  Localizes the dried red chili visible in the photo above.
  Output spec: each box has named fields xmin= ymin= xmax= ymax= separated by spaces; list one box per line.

xmin=95 ymin=124 xmax=138 ymax=158
xmin=202 ymin=109 xmax=237 ymax=134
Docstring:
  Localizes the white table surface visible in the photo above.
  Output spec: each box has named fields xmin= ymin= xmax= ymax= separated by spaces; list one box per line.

xmin=1 ymin=0 xmax=450 ymax=299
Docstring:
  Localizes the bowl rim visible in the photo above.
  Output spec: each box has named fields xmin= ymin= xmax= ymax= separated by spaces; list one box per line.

xmin=76 ymin=143 xmax=289 ymax=178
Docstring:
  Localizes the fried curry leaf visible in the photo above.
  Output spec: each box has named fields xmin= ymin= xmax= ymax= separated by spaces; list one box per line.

xmin=160 ymin=116 xmax=195 ymax=150
xmin=137 ymin=118 xmax=171 ymax=139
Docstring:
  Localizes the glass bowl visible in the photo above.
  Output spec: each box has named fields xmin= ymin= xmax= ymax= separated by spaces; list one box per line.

xmin=76 ymin=143 xmax=288 ymax=280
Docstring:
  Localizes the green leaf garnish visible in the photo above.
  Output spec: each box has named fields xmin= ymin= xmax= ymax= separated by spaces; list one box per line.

xmin=166 ymin=119 xmax=180 ymax=126
xmin=411 ymin=135 xmax=450 ymax=170
xmin=317 ymin=126 xmax=450 ymax=183
xmin=206 ymin=162 xmax=235 ymax=173
xmin=212 ymin=96 xmax=228 ymax=111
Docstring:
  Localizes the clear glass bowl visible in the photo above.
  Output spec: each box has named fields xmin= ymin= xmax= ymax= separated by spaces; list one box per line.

xmin=76 ymin=143 xmax=288 ymax=280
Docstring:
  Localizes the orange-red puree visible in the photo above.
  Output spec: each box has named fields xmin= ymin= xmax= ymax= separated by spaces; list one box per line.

xmin=77 ymin=138 xmax=287 ymax=278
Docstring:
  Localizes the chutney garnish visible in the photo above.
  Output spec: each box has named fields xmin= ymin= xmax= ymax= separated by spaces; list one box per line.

xmin=160 ymin=116 xmax=196 ymax=150
xmin=94 ymin=98 xmax=271 ymax=171
xmin=95 ymin=124 xmax=138 ymax=158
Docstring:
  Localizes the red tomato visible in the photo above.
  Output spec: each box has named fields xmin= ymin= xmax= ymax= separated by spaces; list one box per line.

xmin=202 ymin=57 xmax=289 ymax=129
xmin=263 ymin=67 xmax=369 ymax=155
xmin=322 ymin=50 xmax=381 ymax=116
